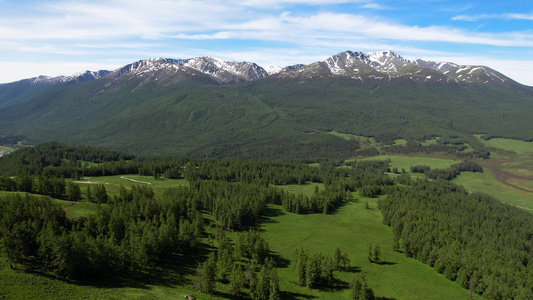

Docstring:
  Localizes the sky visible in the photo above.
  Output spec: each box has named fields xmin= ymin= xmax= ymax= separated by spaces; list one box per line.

xmin=1 ymin=0 xmax=532 ymax=85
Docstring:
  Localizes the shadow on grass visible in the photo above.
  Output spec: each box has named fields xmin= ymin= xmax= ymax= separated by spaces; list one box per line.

xmin=314 ymin=277 xmax=351 ymax=292
xmin=259 ymin=206 xmax=285 ymax=224
xmin=57 ymin=242 xmax=216 ymax=290
xmin=269 ymin=252 xmax=291 ymax=269
xmin=324 ymin=197 xmax=359 ymax=215
xmin=375 ymin=261 xmax=397 ymax=266
xmin=343 ymin=265 xmax=362 ymax=273
xmin=279 ymin=290 xmax=318 ymax=299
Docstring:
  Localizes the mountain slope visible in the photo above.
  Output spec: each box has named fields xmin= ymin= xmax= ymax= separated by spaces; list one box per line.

xmin=0 ymin=70 xmax=109 ymax=108
xmin=0 ymin=51 xmax=532 ymax=159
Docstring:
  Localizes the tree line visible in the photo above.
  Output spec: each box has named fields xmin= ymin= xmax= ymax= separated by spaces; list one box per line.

xmin=410 ymin=160 xmax=483 ymax=181
xmin=379 ymin=179 xmax=533 ymax=299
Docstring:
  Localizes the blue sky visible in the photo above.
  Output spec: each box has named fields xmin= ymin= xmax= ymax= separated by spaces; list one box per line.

xmin=1 ymin=0 xmax=532 ymax=85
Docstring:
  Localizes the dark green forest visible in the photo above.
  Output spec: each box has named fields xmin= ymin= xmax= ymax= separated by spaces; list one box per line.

xmin=0 ymin=143 xmax=532 ymax=299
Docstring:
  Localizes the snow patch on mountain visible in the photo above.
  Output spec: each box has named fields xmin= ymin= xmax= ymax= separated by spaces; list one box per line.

xmin=30 ymin=70 xmax=110 ymax=85
xmin=264 ymin=65 xmax=283 ymax=75
xmin=8 ymin=51 xmax=518 ymax=87
xmin=114 ymin=56 xmax=269 ymax=83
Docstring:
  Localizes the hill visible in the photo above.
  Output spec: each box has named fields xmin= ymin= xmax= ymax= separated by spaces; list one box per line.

xmin=0 ymin=51 xmax=532 ymax=159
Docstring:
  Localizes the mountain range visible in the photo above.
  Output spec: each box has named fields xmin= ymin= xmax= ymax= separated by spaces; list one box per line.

xmin=1 ymin=50 xmax=532 ymax=159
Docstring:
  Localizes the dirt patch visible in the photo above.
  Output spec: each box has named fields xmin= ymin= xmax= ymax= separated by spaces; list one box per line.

xmin=63 ymin=202 xmax=81 ymax=211
xmin=480 ymin=158 xmax=533 ymax=194
xmin=120 ymin=176 xmax=151 ymax=185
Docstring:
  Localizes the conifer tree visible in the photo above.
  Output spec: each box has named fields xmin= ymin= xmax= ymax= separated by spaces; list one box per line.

xmin=66 ymin=181 xmax=82 ymax=201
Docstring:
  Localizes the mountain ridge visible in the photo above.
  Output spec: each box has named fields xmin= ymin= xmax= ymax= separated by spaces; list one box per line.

xmin=1 ymin=50 xmax=526 ymax=88
xmin=0 ymin=50 xmax=532 ymax=159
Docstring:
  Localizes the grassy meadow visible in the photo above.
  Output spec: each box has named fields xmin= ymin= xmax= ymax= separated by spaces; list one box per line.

xmin=260 ymin=194 xmax=477 ymax=300
xmin=3 ymin=138 xmax=533 ymax=298
xmin=0 ymin=174 xmax=480 ymax=299
xmin=480 ymin=138 xmax=533 ymax=156
xmin=354 ymin=144 xmax=533 ymax=212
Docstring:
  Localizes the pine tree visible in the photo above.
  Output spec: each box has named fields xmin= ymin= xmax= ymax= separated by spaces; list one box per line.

xmin=86 ymin=185 xmax=93 ymax=202
xmin=350 ymin=272 xmax=375 ymax=300
xmin=201 ymin=252 xmax=217 ymax=294
xmin=229 ymin=263 xmax=246 ymax=296
xmin=372 ymin=244 xmax=381 ymax=263
xmin=296 ymin=248 xmax=307 ymax=286
xmin=66 ymin=181 xmax=82 ymax=201
xmin=306 ymin=252 xmax=322 ymax=288
xmin=268 ymin=266 xmax=281 ymax=300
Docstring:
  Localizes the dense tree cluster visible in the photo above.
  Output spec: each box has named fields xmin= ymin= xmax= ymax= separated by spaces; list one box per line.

xmin=193 ymin=229 xmax=280 ymax=299
xmin=379 ymin=180 xmax=533 ymax=299
xmin=0 ymin=187 xmax=203 ymax=280
xmin=0 ymin=142 xmax=134 ymax=176
xmin=295 ymin=247 xmax=351 ymax=288
xmin=0 ymin=174 xmax=83 ymax=201
xmin=385 ymin=139 xmax=490 ymax=159
xmin=410 ymin=160 xmax=483 ymax=181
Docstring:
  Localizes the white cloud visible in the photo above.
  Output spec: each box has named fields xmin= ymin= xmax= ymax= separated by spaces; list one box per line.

xmin=2 ymin=1 xmax=532 ymax=47
xmin=453 ymin=12 xmax=533 ymax=21
xmin=0 ymin=0 xmax=532 ymax=85
xmin=0 ymin=61 xmax=123 ymax=84
xmin=362 ymin=3 xmax=387 ymax=10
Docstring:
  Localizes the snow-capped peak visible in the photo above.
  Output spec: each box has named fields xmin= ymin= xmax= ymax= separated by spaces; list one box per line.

xmin=264 ymin=65 xmax=283 ymax=75
xmin=114 ymin=56 xmax=269 ymax=83
xmin=29 ymin=70 xmax=110 ymax=85
xmin=320 ymin=50 xmax=410 ymax=75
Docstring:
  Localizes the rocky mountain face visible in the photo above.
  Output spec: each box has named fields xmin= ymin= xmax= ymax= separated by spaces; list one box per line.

xmin=29 ymin=70 xmax=111 ymax=85
xmin=274 ymin=50 xmax=518 ymax=87
xmin=1 ymin=50 xmax=523 ymax=93
xmin=111 ymin=57 xmax=269 ymax=84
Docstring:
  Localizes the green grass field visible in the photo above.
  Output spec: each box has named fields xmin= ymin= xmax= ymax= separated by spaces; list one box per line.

xmin=357 ymin=153 xmax=533 ymax=212
xmin=328 ymin=131 xmax=377 ymax=145
xmin=260 ymin=194 xmax=477 ymax=299
xmin=393 ymin=139 xmax=407 ymax=145
xmin=480 ymin=138 xmax=533 ymax=156
xmin=0 ymin=145 xmax=12 ymax=152
xmin=74 ymin=175 xmax=189 ymax=198
xmin=453 ymin=171 xmax=533 ymax=211
xmin=274 ymin=182 xmax=324 ymax=197
xmin=420 ymin=137 xmax=438 ymax=146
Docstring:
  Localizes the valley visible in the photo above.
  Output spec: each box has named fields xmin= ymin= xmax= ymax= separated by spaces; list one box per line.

xmin=1 ymin=50 xmax=533 ymax=299
xmin=1 ymin=141 xmax=532 ymax=299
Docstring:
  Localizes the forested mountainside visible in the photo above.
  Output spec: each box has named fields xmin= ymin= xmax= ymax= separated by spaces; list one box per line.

xmin=0 ymin=51 xmax=532 ymax=159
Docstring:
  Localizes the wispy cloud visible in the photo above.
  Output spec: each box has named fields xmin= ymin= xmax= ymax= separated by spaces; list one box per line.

xmin=453 ymin=12 xmax=533 ymax=21
xmin=0 ymin=0 xmax=532 ymax=85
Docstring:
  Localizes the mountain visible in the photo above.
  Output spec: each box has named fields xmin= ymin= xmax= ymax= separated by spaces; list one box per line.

xmin=0 ymin=51 xmax=532 ymax=159
xmin=264 ymin=64 xmax=306 ymax=75
xmin=110 ymin=57 xmax=268 ymax=84
xmin=0 ymin=70 xmax=110 ymax=108
xmin=274 ymin=50 xmax=523 ymax=87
